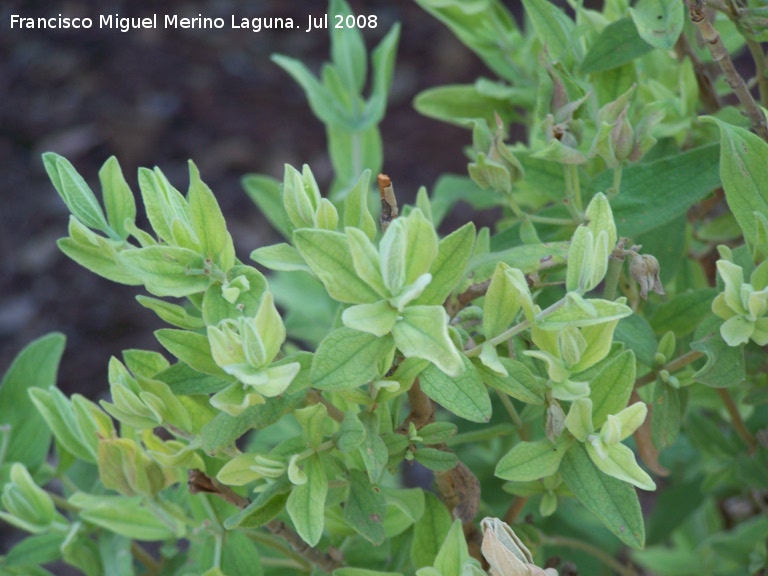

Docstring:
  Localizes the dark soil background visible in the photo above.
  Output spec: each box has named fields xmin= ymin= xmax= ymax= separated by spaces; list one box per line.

xmin=1 ymin=0 xmax=505 ymax=403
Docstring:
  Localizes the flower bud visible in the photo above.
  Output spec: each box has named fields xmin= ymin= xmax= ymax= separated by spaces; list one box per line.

xmin=630 ymin=254 xmax=664 ymax=300
xmin=0 ymin=464 xmax=59 ymax=534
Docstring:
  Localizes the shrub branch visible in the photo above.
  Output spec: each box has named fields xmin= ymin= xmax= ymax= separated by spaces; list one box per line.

xmin=687 ymin=0 xmax=768 ymax=142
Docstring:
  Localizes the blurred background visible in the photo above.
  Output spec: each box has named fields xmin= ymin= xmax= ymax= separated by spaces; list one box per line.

xmin=0 ymin=0 xmax=522 ymax=402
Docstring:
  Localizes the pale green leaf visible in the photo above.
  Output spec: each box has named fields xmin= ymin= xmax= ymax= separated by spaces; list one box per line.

xmin=419 ymin=357 xmax=491 ymax=423
xmin=311 ymin=328 xmax=395 ymax=390
xmin=393 ymin=306 xmax=463 ymax=377
xmin=294 ymin=229 xmax=381 ymax=304
xmin=700 ymin=117 xmax=768 ymax=247
xmin=629 ymin=0 xmax=684 ymax=50
xmin=286 ymin=455 xmax=328 ymax=546
xmin=560 ymin=444 xmax=645 ymax=549
xmin=495 ymin=438 xmax=570 ymax=482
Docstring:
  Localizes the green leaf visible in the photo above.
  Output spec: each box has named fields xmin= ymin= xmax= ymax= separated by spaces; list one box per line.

xmin=536 ymin=297 xmax=632 ymax=330
xmin=98 ymin=156 xmax=136 ymax=239
xmin=120 ymin=246 xmax=211 ymax=297
xmin=470 ymin=242 xmax=569 ymax=279
xmin=217 ymin=530 xmax=264 ymax=576
xmin=414 ymin=85 xmax=517 ymax=129
xmin=294 ymin=229 xmax=381 ymax=304
xmin=361 ymin=23 xmax=400 ymax=127
xmin=271 ymin=55 xmax=348 ymax=127
xmin=566 ymin=193 xmax=617 ymax=293
xmin=650 ymin=288 xmax=718 ymax=337
xmin=343 ymin=170 xmax=377 ymax=239
xmin=137 ymin=167 xmax=191 ymax=245
xmin=700 ymin=117 xmax=768 ymax=247
xmin=433 ymin=519 xmax=471 ymax=576
xmin=581 ymin=18 xmax=653 ymax=74
xmin=224 ymin=478 xmax=292 ymax=529
xmin=358 ymin=412 xmax=389 ymax=483
xmin=58 ymin=221 xmax=140 ymax=285
xmin=0 ymin=333 xmax=64 ymax=470
xmin=413 ymin=448 xmax=459 ymax=472
xmin=483 ymin=262 xmax=522 ymax=338
xmin=343 ymin=469 xmax=387 ymax=545
xmin=335 ymin=411 xmax=367 ymax=452
xmin=420 ymin=357 xmax=491 ymax=423
xmin=250 ymin=242 xmax=311 ymax=273
xmin=136 ymin=295 xmax=205 ymax=330
xmin=614 ymin=314 xmax=657 ymax=366
xmin=43 ymin=153 xmax=111 ymax=235
xmin=690 ymin=316 xmax=746 ymax=388
xmin=3 ymin=532 xmax=65 ymax=568
xmin=495 ymin=438 xmax=570 ymax=482
xmin=411 ymin=492 xmax=453 ymax=569
xmin=155 ymin=329 xmax=226 ymax=377
xmin=413 ymin=0 xmax=520 ymax=80
xmin=286 ymin=454 xmax=328 ymax=546
xmin=201 ymin=266 xmax=269 ymax=325
xmin=201 ymin=365 xmax=309 ymax=453
xmin=589 ymin=350 xmax=636 ymax=428
xmin=560 ymin=444 xmax=645 ymax=549
xmin=155 ymin=362 xmax=229 ymax=395
xmin=418 ymin=422 xmax=458 ymax=445
xmin=415 ymin=222 xmax=476 ymax=306
xmin=242 ymin=174 xmax=292 ymax=240
xmin=651 ymin=381 xmax=684 ymax=449
xmin=604 ymin=144 xmax=720 ymax=237
xmin=294 ymin=404 xmax=327 ymax=450
xmin=70 ymin=493 xmax=182 ymax=541
xmin=28 ymin=387 xmax=95 ymax=463
xmin=312 ymin=328 xmax=395 ymax=390
xmin=521 ymin=0 xmax=577 ymax=61
xmin=393 ymin=306 xmax=464 ymax=377
xmin=330 ymin=0 xmax=367 ymax=93
xmin=187 ymin=161 xmax=234 ymax=269
xmin=629 ymin=0 xmax=684 ymax=51
xmin=476 ymin=357 xmax=545 ymax=404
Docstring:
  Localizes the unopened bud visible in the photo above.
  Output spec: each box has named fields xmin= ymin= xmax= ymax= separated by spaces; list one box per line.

xmin=630 ymin=254 xmax=664 ymax=300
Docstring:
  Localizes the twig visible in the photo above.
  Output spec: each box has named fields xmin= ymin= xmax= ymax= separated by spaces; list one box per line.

xmin=687 ymin=0 xmax=768 ymax=142
xmin=717 ymin=388 xmax=758 ymax=453
xmin=131 ymin=542 xmax=162 ymax=575
xmin=267 ymin=520 xmax=343 ymax=573
xmin=674 ymin=30 xmax=721 ymax=112
xmin=544 ymin=535 xmax=637 ymax=576
xmin=306 ymin=389 xmax=345 ymax=423
xmin=634 ymin=350 xmax=705 ymax=388
xmin=502 ymin=496 xmax=528 ymax=525
xmin=378 ymin=173 xmax=399 ymax=232
xmin=188 ymin=469 xmax=343 ymax=572
xmin=397 ymin=378 xmax=435 ymax=432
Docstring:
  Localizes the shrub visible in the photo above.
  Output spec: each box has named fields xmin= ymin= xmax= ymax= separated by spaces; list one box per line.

xmin=2 ymin=1 xmax=768 ymax=575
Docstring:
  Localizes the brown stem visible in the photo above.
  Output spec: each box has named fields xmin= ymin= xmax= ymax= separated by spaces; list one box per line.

xmin=687 ymin=0 xmax=768 ymax=142
xmin=378 ymin=173 xmax=399 ymax=232
xmin=397 ymin=378 xmax=435 ymax=432
xmin=674 ymin=30 xmax=721 ymax=112
xmin=188 ymin=469 xmax=343 ymax=572
xmin=267 ymin=520 xmax=343 ymax=573
xmin=131 ymin=542 xmax=162 ymax=575
xmin=630 ymin=390 xmax=669 ymax=477
xmin=717 ymin=388 xmax=758 ymax=453
xmin=306 ymin=389 xmax=345 ymax=423
xmin=502 ymin=496 xmax=528 ymax=525
xmin=634 ymin=350 xmax=705 ymax=388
